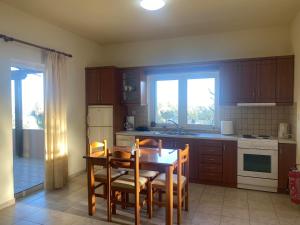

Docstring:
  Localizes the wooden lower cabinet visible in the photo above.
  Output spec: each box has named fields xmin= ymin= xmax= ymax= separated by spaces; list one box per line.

xmin=278 ymin=143 xmax=296 ymax=193
xmin=136 ymin=136 xmax=238 ymax=187
xmin=222 ymin=141 xmax=237 ymax=187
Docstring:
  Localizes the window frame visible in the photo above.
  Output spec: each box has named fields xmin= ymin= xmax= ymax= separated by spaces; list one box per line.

xmin=149 ymin=71 xmax=219 ymax=130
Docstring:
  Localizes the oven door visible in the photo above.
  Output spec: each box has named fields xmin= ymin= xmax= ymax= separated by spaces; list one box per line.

xmin=238 ymin=148 xmax=278 ymax=179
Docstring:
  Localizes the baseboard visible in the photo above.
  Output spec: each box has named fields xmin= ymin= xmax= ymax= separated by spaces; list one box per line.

xmin=0 ymin=199 xmax=15 ymax=210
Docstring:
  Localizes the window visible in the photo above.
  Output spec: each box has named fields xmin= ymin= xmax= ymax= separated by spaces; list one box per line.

xmin=155 ymin=80 xmax=178 ymax=123
xmin=150 ymin=71 xmax=218 ymax=129
xmin=187 ymin=78 xmax=215 ymax=125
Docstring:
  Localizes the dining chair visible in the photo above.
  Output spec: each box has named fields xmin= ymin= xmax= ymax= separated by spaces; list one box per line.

xmin=151 ymin=144 xmax=190 ymax=225
xmin=106 ymin=148 xmax=148 ymax=225
xmin=135 ymin=138 xmax=162 ymax=218
xmin=90 ymin=140 xmax=126 ymax=199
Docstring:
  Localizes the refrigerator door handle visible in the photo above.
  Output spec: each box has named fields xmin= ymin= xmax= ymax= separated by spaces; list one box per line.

xmin=87 ymin=114 xmax=91 ymax=126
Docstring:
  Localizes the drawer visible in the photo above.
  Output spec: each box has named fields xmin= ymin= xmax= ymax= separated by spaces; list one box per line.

xmin=199 ymin=146 xmax=223 ymax=155
xmin=116 ymin=135 xmax=135 ymax=147
xmin=199 ymin=155 xmax=222 ymax=164
xmin=199 ymin=172 xmax=223 ymax=182
xmin=199 ymin=163 xmax=222 ymax=173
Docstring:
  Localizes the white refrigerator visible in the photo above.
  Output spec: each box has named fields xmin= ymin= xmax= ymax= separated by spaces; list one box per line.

xmin=87 ymin=105 xmax=113 ymax=148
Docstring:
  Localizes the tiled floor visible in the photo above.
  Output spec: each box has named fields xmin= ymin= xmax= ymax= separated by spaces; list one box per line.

xmin=1 ymin=173 xmax=300 ymax=225
xmin=13 ymin=157 xmax=44 ymax=193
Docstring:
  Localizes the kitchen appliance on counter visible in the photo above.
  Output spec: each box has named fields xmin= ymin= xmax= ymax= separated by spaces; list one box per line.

xmin=221 ymin=121 xmax=234 ymax=135
xmin=278 ymin=123 xmax=290 ymax=139
xmin=124 ymin=116 xmax=135 ymax=131
xmin=238 ymin=135 xmax=278 ymax=192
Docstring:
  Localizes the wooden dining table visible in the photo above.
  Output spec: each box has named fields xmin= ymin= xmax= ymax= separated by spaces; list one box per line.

xmin=83 ymin=146 xmax=178 ymax=225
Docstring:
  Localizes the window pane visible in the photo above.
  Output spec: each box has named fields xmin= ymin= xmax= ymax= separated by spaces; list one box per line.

xmin=187 ymin=78 xmax=215 ymax=125
xmin=22 ymin=73 xmax=44 ymax=129
xmin=156 ymin=80 xmax=178 ymax=123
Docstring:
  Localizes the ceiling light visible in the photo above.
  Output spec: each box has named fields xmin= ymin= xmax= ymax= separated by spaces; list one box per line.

xmin=140 ymin=0 xmax=166 ymax=11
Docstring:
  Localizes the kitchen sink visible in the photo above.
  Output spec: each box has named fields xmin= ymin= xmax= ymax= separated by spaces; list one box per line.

xmin=154 ymin=131 xmax=200 ymax=136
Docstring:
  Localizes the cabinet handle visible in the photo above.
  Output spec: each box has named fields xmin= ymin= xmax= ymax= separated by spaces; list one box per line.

xmin=223 ymin=145 xmax=226 ymax=151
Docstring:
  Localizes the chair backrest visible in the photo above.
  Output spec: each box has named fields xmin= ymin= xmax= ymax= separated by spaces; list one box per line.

xmin=107 ymin=148 xmax=141 ymax=190
xmin=177 ymin=144 xmax=189 ymax=186
xmin=135 ymin=138 xmax=162 ymax=149
xmin=89 ymin=140 xmax=107 ymax=156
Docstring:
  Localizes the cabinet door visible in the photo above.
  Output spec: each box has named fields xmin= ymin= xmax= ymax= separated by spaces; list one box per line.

xmin=278 ymin=143 xmax=296 ymax=193
xmin=256 ymin=59 xmax=276 ymax=103
xmin=86 ymin=69 xmax=101 ymax=105
xmin=99 ymin=68 xmax=115 ymax=105
xmin=222 ymin=141 xmax=237 ymax=187
xmin=189 ymin=140 xmax=199 ymax=183
xmin=239 ymin=60 xmax=257 ymax=103
xmin=121 ymin=68 xmax=147 ymax=105
xmin=219 ymin=62 xmax=240 ymax=105
xmin=276 ymin=57 xmax=294 ymax=104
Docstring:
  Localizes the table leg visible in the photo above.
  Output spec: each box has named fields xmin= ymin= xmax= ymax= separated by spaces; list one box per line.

xmin=87 ymin=160 xmax=96 ymax=215
xmin=166 ymin=165 xmax=174 ymax=225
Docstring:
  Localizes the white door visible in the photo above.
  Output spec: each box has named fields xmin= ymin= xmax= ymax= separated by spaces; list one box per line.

xmin=88 ymin=106 xmax=113 ymax=127
xmin=88 ymin=127 xmax=113 ymax=148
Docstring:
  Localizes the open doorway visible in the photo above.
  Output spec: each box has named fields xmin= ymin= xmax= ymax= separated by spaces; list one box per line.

xmin=11 ymin=65 xmax=45 ymax=196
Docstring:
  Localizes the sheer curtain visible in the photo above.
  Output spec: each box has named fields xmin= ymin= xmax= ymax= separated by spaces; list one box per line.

xmin=44 ymin=52 xmax=68 ymax=190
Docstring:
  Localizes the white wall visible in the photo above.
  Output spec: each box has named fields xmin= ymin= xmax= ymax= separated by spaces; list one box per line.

xmin=291 ymin=11 xmax=300 ymax=164
xmin=0 ymin=2 xmax=103 ymax=207
xmin=103 ymin=26 xmax=292 ymax=67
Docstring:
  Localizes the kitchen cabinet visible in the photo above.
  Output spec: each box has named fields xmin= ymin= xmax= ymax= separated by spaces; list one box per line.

xmin=197 ymin=140 xmax=223 ymax=185
xmin=278 ymin=143 xmax=296 ymax=193
xmin=135 ymin=135 xmax=238 ymax=187
xmin=219 ymin=56 xmax=294 ymax=105
xmin=256 ymin=59 xmax=277 ymax=103
xmin=219 ymin=62 xmax=240 ymax=105
xmin=121 ymin=68 xmax=147 ymax=105
xmin=222 ymin=141 xmax=237 ymax=187
xmin=238 ymin=60 xmax=257 ymax=103
xmin=85 ymin=67 xmax=120 ymax=105
xmin=276 ymin=56 xmax=294 ymax=104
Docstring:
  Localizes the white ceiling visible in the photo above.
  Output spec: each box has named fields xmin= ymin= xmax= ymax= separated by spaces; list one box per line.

xmin=2 ymin=0 xmax=300 ymax=45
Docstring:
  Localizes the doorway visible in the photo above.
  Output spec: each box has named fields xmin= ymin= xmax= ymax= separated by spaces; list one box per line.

xmin=11 ymin=65 xmax=45 ymax=196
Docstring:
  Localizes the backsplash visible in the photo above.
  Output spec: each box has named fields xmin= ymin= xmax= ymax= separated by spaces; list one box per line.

xmin=219 ymin=105 xmax=296 ymax=137
xmin=127 ymin=104 xmax=296 ymax=137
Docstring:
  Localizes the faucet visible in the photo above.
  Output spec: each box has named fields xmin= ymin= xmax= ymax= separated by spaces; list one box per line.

xmin=167 ymin=119 xmax=182 ymax=134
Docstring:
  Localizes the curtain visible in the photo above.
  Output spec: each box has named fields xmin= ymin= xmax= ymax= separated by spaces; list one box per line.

xmin=44 ymin=52 xmax=68 ymax=190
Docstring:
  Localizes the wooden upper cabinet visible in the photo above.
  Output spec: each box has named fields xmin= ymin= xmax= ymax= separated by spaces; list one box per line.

xmin=238 ymin=60 xmax=257 ymax=103
xmin=86 ymin=69 xmax=101 ymax=105
xmin=278 ymin=143 xmax=296 ymax=193
xmin=256 ymin=59 xmax=277 ymax=103
xmin=219 ymin=62 xmax=240 ymax=105
xmin=121 ymin=68 xmax=147 ymax=105
xmin=276 ymin=56 xmax=294 ymax=104
xmin=86 ymin=67 xmax=121 ymax=105
xmin=99 ymin=68 xmax=115 ymax=105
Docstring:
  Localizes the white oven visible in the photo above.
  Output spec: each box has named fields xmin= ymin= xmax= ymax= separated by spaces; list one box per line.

xmin=237 ymin=137 xmax=278 ymax=192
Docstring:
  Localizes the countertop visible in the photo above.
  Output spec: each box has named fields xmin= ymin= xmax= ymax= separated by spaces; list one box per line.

xmin=116 ymin=131 xmax=297 ymax=144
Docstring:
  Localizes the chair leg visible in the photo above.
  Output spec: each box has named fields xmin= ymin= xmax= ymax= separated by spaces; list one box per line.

xmin=121 ymin=192 xmax=126 ymax=209
xmin=158 ymin=191 xmax=163 ymax=208
xmin=147 ymin=181 xmax=153 ymax=219
xmin=184 ymin=183 xmax=189 ymax=211
xmin=112 ymin=191 xmax=117 ymax=215
xmin=177 ymin=188 xmax=182 ymax=225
